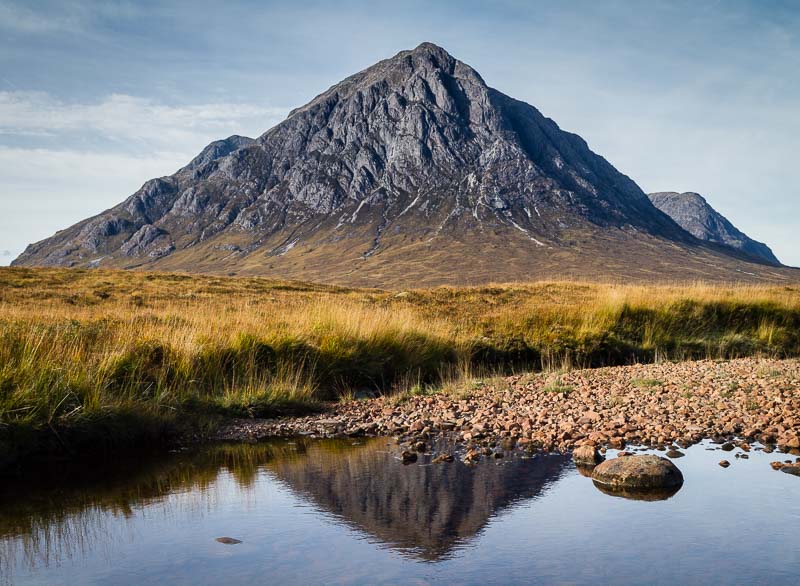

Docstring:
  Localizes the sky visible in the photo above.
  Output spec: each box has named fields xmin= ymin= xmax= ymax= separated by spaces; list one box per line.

xmin=1 ymin=0 xmax=798 ymax=266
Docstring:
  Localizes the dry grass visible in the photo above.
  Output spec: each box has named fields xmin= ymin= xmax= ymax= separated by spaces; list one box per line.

xmin=1 ymin=267 xmax=799 ymax=468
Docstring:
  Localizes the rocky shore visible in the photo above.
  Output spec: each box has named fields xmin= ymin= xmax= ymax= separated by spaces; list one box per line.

xmin=217 ymin=358 xmax=800 ymax=464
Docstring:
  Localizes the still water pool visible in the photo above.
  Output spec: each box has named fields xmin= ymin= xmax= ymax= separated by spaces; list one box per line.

xmin=1 ymin=439 xmax=799 ymax=585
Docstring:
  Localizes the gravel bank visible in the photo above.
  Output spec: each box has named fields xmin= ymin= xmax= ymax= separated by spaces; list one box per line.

xmin=217 ymin=358 xmax=800 ymax=458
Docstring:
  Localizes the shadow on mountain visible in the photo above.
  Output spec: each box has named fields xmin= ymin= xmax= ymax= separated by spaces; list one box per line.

xmin=266 ymin=439 xmax=569 ymax=561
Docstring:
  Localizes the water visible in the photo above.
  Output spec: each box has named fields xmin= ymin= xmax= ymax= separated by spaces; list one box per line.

xmin=1 ymin=439 xmax=799 ymax=585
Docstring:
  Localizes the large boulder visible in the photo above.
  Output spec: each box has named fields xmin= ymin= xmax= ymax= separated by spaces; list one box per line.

xmin=591 ymin=455 xmax=684 ymax=491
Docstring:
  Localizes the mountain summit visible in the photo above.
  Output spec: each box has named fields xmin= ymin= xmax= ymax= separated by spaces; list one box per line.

xmin=13 ymin=43 xmax=793 ymax=285
xmin=648 ymin=191 xmax=779 ymax=265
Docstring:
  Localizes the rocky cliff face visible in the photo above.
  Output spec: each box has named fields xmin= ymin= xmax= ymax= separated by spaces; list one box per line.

xmin=648 ymin=192 xmax=779 ymax=265
xmin=13 ymin=43 xmax=793 ymax=285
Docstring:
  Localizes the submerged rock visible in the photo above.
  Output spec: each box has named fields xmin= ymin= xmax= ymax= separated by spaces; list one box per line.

xmin=781 ymin=465 xmax=800 ymax=477
xmin=216 ymin=537 xmax=242 ymax=545
xmin=591 ymin=455 xmax=684 ymax=491
xmin=401 ymin=450 xmax=418 ymax=464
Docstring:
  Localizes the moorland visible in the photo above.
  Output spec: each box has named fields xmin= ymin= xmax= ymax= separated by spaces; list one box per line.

xmin=2 ymin=266 xmax=799 ymax=470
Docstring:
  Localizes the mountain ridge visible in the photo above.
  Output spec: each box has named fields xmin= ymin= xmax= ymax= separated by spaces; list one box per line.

xmin=13 ymin=42 xmax=797 ymax=286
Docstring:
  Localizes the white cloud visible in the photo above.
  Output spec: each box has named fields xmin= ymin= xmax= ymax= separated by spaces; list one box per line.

xmin=0 ymin=147 xmax=195 ymax=265
xmin=0 ymin=91 xmax=288 ymax=265
xmin=0 ymin=1 xmax=146 ymax=34
xmin=0 ymin=91 xmax=286 ymax=152
xmin=0 ymin=2 xmax=81 ymax=33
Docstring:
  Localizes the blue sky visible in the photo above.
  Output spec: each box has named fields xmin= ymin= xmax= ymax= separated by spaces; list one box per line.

xmin=1 ymin=0 xmax=798 ymax=266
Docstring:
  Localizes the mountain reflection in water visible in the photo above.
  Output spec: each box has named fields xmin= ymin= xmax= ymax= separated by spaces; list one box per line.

xmin=268 ymin=440 xmax=568 ymax=560
xmin=0 ymin=438 xmax=567 ymax=580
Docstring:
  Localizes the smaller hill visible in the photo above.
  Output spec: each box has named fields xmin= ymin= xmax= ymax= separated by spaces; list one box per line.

xmin=648 ymin=191 xmax=780 ymax=265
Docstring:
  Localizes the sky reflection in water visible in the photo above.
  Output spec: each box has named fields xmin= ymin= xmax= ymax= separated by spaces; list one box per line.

xmin=1 ymin=438 xmax=799 ymax=585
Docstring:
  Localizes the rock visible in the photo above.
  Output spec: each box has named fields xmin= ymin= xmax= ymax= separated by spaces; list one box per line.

xmin=591 ymin=455 xmax=684 ymax=491
xmin=409 ymin=421 xmax=425 ymax=433
xmin=432 ymin=454 xmax=454 ymax=463
xmin=414 ymin=441 xmax=426 ymax=453
xmin=501 ymin=438 xmax=517 ymax=451
xmin=771 ymin=461 xmax=785 ymax=470
xmin=665 ymin=450 xmax=685 ymax=459
xmin=720 ymin=442 xmax=734 ymax=452
xmin=779 ymin=433 xmax=800 ymax=449
xmin=401 ymin=450 xmax=418 ymax=464
xmin=464 ymin=449 xmax=481 ymax=463
xmin=719 ymin=460 xmax=730 ymax=468
xmin=573 ymin=445 xmax=603 ymax=465
xmin=782 ymin=465 xmax=800 ymax=477
xmin=215 ymin=537 xmax=242 ymax=545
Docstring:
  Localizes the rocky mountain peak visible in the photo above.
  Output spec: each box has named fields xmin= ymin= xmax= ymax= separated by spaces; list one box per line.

xmin=648 ymin=191 xmax=780 ymax=265
xmin=182 ymin=135 xmax=255 ymax=171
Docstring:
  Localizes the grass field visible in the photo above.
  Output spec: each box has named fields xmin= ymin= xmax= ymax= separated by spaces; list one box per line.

xmin=1 ymin=266 xmax=799 ymax=470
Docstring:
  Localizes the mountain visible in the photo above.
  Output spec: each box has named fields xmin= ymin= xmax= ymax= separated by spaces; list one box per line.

xmin=13 ymin=43 xmax=796 ymax=286
xmin=648 ymin=191 xmax=780 ymax=265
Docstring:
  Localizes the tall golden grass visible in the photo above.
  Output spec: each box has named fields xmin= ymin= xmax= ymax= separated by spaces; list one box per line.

xmin=1 ymin=267 xmax=799 ymax=466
